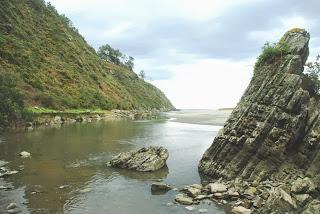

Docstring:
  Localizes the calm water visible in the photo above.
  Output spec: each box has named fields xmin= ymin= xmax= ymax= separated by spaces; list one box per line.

xmin=0 ymin=116 xmax=226 ymax=213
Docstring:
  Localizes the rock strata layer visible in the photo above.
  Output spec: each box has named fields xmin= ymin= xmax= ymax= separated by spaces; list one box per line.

xmin=107 ymin=146 xmax=169 ymax=172
xmin=199 ymin=29 xmax=320 ymax=213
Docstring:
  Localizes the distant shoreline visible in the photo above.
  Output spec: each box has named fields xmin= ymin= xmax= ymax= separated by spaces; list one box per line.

xmin=166 ymin=109 xmax=232 ymax=126
xmin=218 ymin=107 xmax=234 ymax=111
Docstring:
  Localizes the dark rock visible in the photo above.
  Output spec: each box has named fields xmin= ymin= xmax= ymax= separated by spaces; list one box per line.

xmin=107 ymin=146 xmax=169 ymax=172
xmin=151 ymin=182 xmax=171 ymax=193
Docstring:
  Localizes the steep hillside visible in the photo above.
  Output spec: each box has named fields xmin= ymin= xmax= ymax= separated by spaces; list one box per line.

xmin=0 ymin=0 xmax=174 ymax=110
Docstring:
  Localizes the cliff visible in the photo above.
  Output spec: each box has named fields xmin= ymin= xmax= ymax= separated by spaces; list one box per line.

xmin=199 ymin=29 xmax=320 ymax=213
xmin=0 ymin=0 xmax=174 ymax=111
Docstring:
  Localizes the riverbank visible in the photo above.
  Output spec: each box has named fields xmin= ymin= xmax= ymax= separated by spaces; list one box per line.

xmin=1 ymin=107 xmax=168 ymax=132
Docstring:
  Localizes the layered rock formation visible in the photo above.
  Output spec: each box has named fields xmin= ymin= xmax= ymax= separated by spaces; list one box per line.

xmin=199 ymin=29 xmax=320 ymax=213
xmin=107 ymin=146 xmax=169 ymax=172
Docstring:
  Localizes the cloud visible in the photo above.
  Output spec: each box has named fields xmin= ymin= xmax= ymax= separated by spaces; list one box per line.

xmin=151 ymin=58 xmax=253 ymax=109
xmin=47 ymin=0 xmax=320 ymax=108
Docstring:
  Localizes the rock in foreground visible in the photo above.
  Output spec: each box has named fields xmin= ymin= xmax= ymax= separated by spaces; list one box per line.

xmin=107 ymin=146 xmax=169 ymax=172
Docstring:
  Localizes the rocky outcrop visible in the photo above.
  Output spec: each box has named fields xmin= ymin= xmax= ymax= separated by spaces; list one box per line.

xmin=107 ymin=146 xmax=169 ymax=172
xmin=199 ymin=29 xmax=320 ymax=213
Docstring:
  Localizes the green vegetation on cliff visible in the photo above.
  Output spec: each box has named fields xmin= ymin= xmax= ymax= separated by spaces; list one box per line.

xmin=0 ymin=0 xmax=174 ymax=117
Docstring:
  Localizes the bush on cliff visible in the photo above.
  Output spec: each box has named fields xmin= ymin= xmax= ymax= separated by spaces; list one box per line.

xmin=0 ymin=72 xmax=25 ymax=126
xmin=254 ymin=41 xmax=289 ymax=71
xmin=304 ymin=54 xmax=320 ymax=95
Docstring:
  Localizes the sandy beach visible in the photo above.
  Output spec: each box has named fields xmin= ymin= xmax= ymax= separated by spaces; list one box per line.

xmin=166 ymin=109 xmax=232 ymax=126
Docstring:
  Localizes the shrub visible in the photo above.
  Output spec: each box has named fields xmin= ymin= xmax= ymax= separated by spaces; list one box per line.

xmin=254 ymin=41 xmax=289 ymax=71
xmin=303 ymin=55 xmax=320 ymax=96
xmin=0 ymin=72 xmax=25 ymax=126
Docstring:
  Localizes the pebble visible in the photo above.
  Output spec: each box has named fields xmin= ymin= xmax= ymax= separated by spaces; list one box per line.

xmin=59 ymin=185 xmax=68 ymax=189
xmin=19 ymin=151 xmax=31 ymax=158
xmin=79 ymin=188 xmax=92 ymax=193
xmin=185 ymin=206 xmax=194 ymax=211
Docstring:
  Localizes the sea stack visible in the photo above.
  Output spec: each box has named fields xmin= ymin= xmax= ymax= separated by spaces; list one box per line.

xmin=199 ymin=29 xmax=320 ymax=213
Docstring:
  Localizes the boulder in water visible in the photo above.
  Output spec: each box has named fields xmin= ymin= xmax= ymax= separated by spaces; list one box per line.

xmin=107 ymin=146 xmax=169 ymax=172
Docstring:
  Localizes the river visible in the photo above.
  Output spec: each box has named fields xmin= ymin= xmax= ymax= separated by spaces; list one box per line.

xmin=0 ymin=109 xmax=231 ymax=214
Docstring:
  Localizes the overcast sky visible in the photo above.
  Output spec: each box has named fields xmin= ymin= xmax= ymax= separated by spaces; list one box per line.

xmin=48 ymin=0 xmax=320 ymax=109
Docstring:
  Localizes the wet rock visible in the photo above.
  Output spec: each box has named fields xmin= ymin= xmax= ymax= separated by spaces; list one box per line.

xmin=175 ymin=194 xmax=193 ymax=205
xmin=184 ymin=187 xmax=202 ymax=198
xmin=231 ymin=206 xmax=252 ymax=214
xmin=291 ymin=177 xmax=316 ymax=194
xmin=19 ymin=151 xmax=31 ymax=158
xmin=302 ymin=200 xmax=320 ymax=214
xmin=6 ymin=203 xmax=17 ymax=210
xmin=207 ymin=182 xmax=227 ymax=193
xmin=151 ymin=182 xmax=172 ymax=192
xmin=107 ymin=146 xmax=169 ymax=172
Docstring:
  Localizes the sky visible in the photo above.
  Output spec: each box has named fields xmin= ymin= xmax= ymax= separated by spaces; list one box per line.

xmin=47 ymin=0 xmax=320 ymax=109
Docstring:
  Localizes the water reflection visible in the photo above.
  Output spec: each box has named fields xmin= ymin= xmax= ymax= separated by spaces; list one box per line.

xmin=0 ymin=119 xmax=226 ymax=214
xmin=113 ymin=165 xmax=169 ymax=181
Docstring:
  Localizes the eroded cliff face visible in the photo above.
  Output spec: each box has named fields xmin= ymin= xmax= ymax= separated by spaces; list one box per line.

xmin=199 ymin=29 xmax=320 ymax=213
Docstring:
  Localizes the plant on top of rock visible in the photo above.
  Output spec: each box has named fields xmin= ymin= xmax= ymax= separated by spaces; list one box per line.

xmin=254 ymin=41 xmax=289 ymax=71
